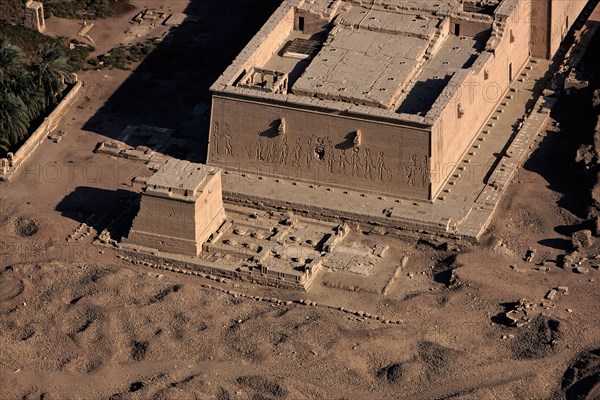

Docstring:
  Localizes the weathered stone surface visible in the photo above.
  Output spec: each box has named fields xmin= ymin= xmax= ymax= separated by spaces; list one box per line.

xmin=125 ymin=159 xmax=226 ymax=256
xmin=572 ymin=230 xmax=594 ymax=250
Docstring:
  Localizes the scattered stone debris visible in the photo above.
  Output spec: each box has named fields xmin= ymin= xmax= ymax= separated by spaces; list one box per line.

xmin=562 ymin=251 xmax=585 ymax=268
xmin=97 ymin=229 xmax=115 ymax=246
xmin=48 ymin=130 xmax=66 ymax=143
xmin=504 ymin=298 xmax=537 ymax=327
xmin=94 ymin=140 xmax=159 ymax=162
xmin=525 ymin=248 xmax=536 ymax=262
xmin=545 ymin=286 xmax=569 ymax=301
xmin=572 ymin=229 xmax=594 ymax=250
xmin=432 ymin=254 xmax=461 ymax=288
xmin=574 ymin=265 xmax=589 ymax=274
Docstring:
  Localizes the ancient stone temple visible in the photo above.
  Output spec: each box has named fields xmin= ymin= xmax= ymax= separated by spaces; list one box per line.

xmin=0 ymin=0 xmax=45 ymax=33
xmin=207 ymin=0 xmax=587 ymax=201
xmin=124 ymin=159 xmax=226 ymax=256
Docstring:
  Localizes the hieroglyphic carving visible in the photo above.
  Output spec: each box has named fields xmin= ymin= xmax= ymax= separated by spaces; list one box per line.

xmin=404 ymin=154 xmax=428 ymax=187
xmin=420 ymin=155 xmax=428 ymax=187
xmin=213 ymin=121 xmax=234 ymax=156
xmin=236 ymin=131 xmax=401 ymax=185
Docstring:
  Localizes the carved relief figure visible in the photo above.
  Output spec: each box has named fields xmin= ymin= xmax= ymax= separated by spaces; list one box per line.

xmin=420 ymin=155 xmax=428 ymax=187
xmin=351 ymin=148 xmax=362 ymax=177
xmin=279 ymin=136 xmax=289 ymax=165
xmin=266 ymin=138 xmax=275 ymax=162
xmin=257 ymin=135 xmax=265 ymax=160
xmin=377 ymin=151 xmax=389 ymax=182
xmin=213 ymin=121 xmax=221 ymax=155
xmin=223 ymin=123 xmax=233 ymax=156
xmin=305 ymin=137 xmax=314 ymax=169
xmin=405 ymin=154 xmax=418 ymax=186
xmin=325 ymin=137 xmax=335 ymax=174
xmin=338 ymin=149 xmax=349 ymax=175
xmin=364 ymin=149 xmax=374 ymax=180
xmin=292 ymin=138 xmax=302 ymax=167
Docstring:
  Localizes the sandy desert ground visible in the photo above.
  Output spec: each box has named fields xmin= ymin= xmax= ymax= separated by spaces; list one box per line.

xmin=1 ymin=0 xmax=600 ymax=399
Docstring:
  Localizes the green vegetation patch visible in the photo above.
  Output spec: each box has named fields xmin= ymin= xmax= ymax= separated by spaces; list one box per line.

xmin=88 ymin=43 xmax=152 ymax=70
xmin=45 ymin=0 xmax=131 ymax=19
xmin=0 ymin=21 xmax=94 ymax=72
xmin=0 ymin=23 xmax=94 ymax=156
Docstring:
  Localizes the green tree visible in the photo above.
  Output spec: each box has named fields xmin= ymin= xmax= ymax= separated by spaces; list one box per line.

xmin=32 ymin=44 xmax=70 ymax=108
xmin=0 ymin=39 xmax=24 ymax=91
xmin=0 ymin=39 xmax=32 ymax=151
xmin=0 ymin=93 xmax=30 ymax=151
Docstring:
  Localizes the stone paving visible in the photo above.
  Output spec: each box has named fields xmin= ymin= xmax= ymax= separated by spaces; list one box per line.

xmin=220 ymin=57 xmax=552 ymax=241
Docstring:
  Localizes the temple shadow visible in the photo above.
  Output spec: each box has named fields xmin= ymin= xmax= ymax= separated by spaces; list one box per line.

xmin=56 ymin=186 xmax=139 ymax=241
xmin=82 ymin=0 xmax=282 ymax=162
xmin=522 ymin=26 xmax=600 ymax=220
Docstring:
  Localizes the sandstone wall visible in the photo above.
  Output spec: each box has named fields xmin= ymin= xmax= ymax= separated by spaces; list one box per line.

xmin=128 ymin=195 xmax=200 ymax=255
xmin=531 ymin=0 xmax=588 ymax=58
xmin=194 ymin=172 xmax=226 ymax=243
xmin=294 ymin=8 xmax=329 ymax=33
xmin=450 ymin=16 xmax=492 ymax=38
xmin=548 ymin=0 xmax=588 ymax=57
xmin=217 ymin=5 xmax=295 ymax=87
xmin=428 ymin=0 xmax=531 ymax=197
xmin=209 ymin=96 xmax=432 ymax=200
xmin=126 ymin=170 xmax=226 ymax=256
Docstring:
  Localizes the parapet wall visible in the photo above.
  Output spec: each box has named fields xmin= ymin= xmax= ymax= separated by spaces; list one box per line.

xmin=212 ymin=0 xmax=298 ymax=90
xmin=0 ymin=81 xmax=82 ymax=181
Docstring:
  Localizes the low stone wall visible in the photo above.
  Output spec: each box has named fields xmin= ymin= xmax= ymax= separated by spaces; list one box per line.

xmin=0 ymin=80 xmax=82 ymax=181
xmin=117 ymin=248 xmax=313 ymax=291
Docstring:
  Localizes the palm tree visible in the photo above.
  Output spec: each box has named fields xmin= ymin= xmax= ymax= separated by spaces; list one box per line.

xmin=0 ymin=39 xmax=32 ymax=152
xmin=0 ymin=92 xmax=30 ymax=150
xmin=0 ymin=42 xmax=71 ymax=153
xmin=32 ymin=44 xmax=70 ymax=108
xmin=0 ymin=39 xmax=25 ymax=92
